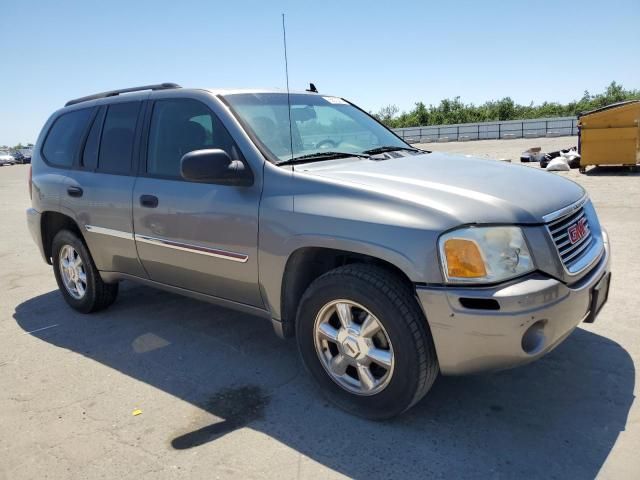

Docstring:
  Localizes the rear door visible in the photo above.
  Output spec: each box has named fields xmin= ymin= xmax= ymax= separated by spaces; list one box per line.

xmin=63 ymin=100 xmax=147 ymax=277
xmin=38 ymin=107 xmax=95 ymax=217
xmin=132 ymin=96 xmax=262 ymax=307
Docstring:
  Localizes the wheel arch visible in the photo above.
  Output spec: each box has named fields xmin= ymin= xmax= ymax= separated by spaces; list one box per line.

xmin=278 ymin=246 xmax=417 ymax=338
xmin=41 ymin=211 xmax=85 ymax=264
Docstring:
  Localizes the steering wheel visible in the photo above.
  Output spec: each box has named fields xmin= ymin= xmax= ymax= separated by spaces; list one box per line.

xmin=316 ymin=139 xmax=340 ymax=150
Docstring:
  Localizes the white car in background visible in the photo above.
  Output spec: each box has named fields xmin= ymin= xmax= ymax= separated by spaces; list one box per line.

xmin=0 ymin=151 xmax=16 ymax=166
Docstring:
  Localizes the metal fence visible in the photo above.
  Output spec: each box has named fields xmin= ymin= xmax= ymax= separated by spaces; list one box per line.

xmin=392 ymin=116 xmax=578 ymax=144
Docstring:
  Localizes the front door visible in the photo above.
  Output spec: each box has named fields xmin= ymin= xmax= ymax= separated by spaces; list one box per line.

xmin=132 ymin=97 xmax=262 ymax=307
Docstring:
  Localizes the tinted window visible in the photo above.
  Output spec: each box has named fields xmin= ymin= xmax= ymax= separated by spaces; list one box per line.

xmin=147 ymin=99 xmax=240 ymax=178
xmin=42 ymin=108 xmax=93 ymax=167
xmin=98 ymin=102 xmax=141 ymax=174
xmin=82 ymin=108 xmax=105 ymax=171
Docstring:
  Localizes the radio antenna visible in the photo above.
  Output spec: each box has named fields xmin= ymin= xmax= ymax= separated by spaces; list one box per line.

xmin=282 ymin=13 xmax=294 ymax=161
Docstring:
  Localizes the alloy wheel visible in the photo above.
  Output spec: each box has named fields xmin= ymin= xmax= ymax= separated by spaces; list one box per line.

xmin=59 ymin=245 xmax=87 ymax=300
xmin=313 ymin=299 xmax=394 ymax=396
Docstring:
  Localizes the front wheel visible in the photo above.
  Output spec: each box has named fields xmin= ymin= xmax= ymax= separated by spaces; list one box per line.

xmin=296 ymin=264 xmax=439 ymax=419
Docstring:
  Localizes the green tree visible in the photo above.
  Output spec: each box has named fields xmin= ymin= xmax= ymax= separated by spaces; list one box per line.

xmin=373 ymin=104 xmax=400 ymax=125
xmin=375 ymin=81 xmax=640 ymax=128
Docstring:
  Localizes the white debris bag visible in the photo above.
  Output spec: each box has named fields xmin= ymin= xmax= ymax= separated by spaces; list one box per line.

xmin=546 ymin=157 xmax=570 ymax=171
xmin=560 ymin=149 xmax=582 ymax=169
xmin=560 ymin=148 xmax=579 ymax=159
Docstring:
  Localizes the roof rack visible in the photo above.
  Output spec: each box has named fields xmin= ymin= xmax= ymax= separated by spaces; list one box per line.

xmin=65 ymin=83 xmax=181 ymax=107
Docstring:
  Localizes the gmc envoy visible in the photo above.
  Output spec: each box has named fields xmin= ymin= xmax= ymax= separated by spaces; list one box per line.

xmin=27 ymin=83 xmax=611 ymax=418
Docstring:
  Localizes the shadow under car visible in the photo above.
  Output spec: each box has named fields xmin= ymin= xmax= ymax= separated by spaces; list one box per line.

xmin=14 ymin=282 xmax=635 ymax=478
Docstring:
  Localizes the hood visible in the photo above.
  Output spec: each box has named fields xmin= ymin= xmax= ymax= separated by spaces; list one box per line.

xmin=296 ymin=152 xmax=585 ymax=224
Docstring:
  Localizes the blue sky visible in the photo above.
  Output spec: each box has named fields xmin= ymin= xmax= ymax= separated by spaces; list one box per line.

xmin=2 ymin=0 xmax=638 ymax=145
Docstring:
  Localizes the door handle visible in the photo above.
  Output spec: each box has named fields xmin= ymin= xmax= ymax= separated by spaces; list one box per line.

xmin=140 ymin=194 xmax=159 ymax=208
xmin=67 ymin=186 xmax=83 ymax=197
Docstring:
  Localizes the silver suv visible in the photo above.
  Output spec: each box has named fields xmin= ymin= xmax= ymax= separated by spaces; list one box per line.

xmin=27 ymin=83 xmax=611 ymax=418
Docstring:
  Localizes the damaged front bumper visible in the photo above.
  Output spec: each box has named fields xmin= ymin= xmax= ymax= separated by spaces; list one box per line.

xmin=416 ymin=230 xmax=611 ymax=375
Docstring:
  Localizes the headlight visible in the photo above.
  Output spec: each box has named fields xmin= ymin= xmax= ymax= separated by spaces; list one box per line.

xmin=439 ymin=226 xmax=534 ymax=284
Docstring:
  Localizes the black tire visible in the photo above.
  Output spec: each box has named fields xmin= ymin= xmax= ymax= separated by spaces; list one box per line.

xmin=296 ymin=264 xmax=439 ymax=419
xmin=52 ymin=230 xmax=118 ymax=313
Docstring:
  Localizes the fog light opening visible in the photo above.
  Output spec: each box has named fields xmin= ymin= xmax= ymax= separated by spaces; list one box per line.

xmin=521 ymin=320 xmax=547 ymax=355
xmin=459 ymin=297 xmax=500 ymax=310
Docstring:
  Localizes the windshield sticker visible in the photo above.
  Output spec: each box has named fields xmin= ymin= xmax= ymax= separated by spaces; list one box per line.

xmin=323 ymin=96 xmax=348 ymax=105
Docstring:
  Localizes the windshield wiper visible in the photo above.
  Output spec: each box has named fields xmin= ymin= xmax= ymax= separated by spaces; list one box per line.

xmin=362 ymin=146 xmax=423 ymax=155
xmin=277 ymin=151 xmax=370 ymax=166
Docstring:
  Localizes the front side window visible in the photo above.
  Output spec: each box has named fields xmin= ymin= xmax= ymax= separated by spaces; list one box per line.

xmin=98 ymin=102 xmax=141 ymax=174
xmin=42 ymin=108 xmax=93 ymax=167
xmin=147 ymin=98 xmax=240 ymax=178
xmin=222 ymin=93 xmax=409 ymax=163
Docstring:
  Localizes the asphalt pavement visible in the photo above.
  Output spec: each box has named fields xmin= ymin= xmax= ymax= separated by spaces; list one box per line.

xmin=1 ymin=152 xmax=638 ymax=479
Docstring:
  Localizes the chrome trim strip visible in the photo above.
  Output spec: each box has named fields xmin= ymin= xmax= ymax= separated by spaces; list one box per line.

xmin=85 ymin=225 xmax=134 ymax=240
xmin=134 ymin=234 xmax=248 ymax=263
xmin=542 ymin=194 xmax=589 ymax=223
xmin=548 ymin=207 xmax=584 ymax=228
xmin=559 ymin=231 xmax=591 ymax=255
xmin=562 ymin=238 xmax=594 ymax=263
xmin=550 ymin=210 xmax=586 ymax=234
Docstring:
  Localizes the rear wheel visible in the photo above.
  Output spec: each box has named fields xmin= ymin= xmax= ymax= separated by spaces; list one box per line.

xmin=52 ymin=230 xmax=118 ymax=313
xmin=296 ymin=264 xmax=439 ymax=419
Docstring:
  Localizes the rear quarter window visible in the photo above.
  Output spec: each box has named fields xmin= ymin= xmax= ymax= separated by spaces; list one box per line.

xmin=42 ymin=108 xmax=94 ymax=167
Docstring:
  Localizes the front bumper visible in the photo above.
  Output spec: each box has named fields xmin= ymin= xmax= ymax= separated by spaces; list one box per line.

xmin=417 ymin=230 xmax=611 ymax=375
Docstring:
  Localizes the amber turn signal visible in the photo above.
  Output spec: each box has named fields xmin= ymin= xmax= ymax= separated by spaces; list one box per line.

xmin=444 ymin=239 xmax=487 ymax=278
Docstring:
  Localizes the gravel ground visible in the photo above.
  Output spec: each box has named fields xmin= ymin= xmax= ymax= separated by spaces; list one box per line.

xmin=1 ymin=151 xmax=639 ymax=479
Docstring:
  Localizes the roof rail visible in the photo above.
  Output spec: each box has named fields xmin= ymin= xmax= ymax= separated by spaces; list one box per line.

xmin=65 ymin=83 xmax=181 ymax=107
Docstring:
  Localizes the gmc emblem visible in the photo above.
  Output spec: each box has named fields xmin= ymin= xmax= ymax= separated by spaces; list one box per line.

xmin=568 ymin=218 xmax=589 ymax=244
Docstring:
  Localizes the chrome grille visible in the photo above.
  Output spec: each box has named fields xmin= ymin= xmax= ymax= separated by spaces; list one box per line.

xmin=546 ymin=205 xmax=594 ymax=268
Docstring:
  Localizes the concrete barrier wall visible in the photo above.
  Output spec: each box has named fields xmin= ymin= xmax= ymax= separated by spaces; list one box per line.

xmin=392 ymin=117 xmax=578 ymax=143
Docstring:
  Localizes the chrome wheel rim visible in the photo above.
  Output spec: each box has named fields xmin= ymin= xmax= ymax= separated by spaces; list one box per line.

xmin=59 ymin=245 xmax=87 ymax=300
xmin=313 ymin=299 xmax=394 ymax=396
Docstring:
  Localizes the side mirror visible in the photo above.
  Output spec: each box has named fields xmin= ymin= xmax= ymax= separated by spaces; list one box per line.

xmin=180 ymin=149 xmax=252 ymax=186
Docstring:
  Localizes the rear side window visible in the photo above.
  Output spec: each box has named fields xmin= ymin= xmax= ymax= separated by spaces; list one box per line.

xmin=98 ymin=102 xmax=141 ymax=174
xmin=42 ymin=108 xmax=93 ymax=167
xmin=147 ymin=98 xmax=240 ymax=178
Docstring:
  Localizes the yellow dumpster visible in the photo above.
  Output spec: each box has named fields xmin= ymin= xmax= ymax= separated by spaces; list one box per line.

xmin=578 ymin=100 xmax=640 ymax=172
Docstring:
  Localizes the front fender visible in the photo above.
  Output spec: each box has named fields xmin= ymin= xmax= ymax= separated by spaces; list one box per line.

xmin=258 ymin=162 xmax=451 ymax=319
xmin=259 ymin=229 xmax=436 ymax=320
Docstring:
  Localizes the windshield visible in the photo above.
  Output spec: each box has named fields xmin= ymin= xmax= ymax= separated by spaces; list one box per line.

xmin=222 ymin=93 xmax=410 ymax=163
